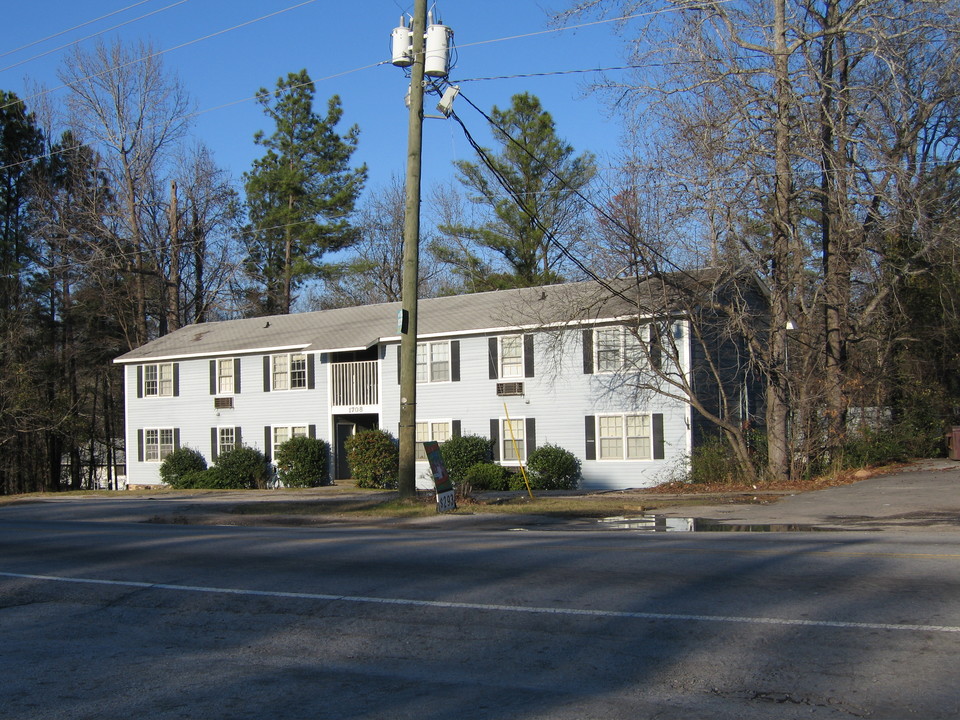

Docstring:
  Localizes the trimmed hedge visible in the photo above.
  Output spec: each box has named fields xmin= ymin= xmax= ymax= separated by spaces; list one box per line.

xmin=214 ymin=446 xmax=270 ymax=489
xmin=439 ymin=434 xmax=491 ymax=485
xmin=463 ymin=462 xmax=511 ymax=491
xmin=524 ymin=443 xmax=581 ymax=490
xmin=159 ymin=447 xmax=207 ymax=488
xmin=275 ymin=436 xmax=331 ymax=487
xmin=345 ymin=429 xmax=398 ymax=489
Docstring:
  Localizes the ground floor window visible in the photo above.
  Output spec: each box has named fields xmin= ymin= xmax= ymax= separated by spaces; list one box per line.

xmin=144 ymin=428 xmax=175 ymax=462
xmin=272 ymin=425 xmax=308 ymax=459
xmin=597 ymin=414 xmax=652 ymax=460
xmin=218 ymin=427 xmax=236 ymax=456
xmin=415 ymin=420 xmax=452 ymax=460
xmin=501 ymin=418 xmax=526 ymax=462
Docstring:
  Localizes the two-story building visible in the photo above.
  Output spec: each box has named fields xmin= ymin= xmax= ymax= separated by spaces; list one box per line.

xmin=114 ymin=279 xmax=740 ymax=490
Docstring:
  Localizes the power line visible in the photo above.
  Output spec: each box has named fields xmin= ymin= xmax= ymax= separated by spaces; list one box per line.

xmin=0 ymin=0 xmax=156 ymax=60
xmin=0 ymin=0 xmax=319 ymax=114
xmin=0 ymin=0 xmax=192 ymax=75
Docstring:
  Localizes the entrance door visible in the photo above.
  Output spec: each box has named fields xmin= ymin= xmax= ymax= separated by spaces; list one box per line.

xmin=335 ymin=422 xmax=356 ymax=480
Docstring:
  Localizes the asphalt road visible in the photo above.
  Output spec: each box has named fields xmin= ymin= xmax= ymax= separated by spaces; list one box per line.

xmin=2 ymin=516 xmax=960 ymax=719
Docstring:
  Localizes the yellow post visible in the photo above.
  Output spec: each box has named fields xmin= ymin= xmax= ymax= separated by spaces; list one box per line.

xmin=503 ymin=402 xmax=534 ymax=499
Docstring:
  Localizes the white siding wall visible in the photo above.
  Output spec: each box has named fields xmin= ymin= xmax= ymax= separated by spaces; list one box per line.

xmin=124 ymin=324 xmax=691 ymax=491
xmin=380 ymin=326 xmax=691 ymax=491
xmin=124 ymin=353 xmax=330 ymax=486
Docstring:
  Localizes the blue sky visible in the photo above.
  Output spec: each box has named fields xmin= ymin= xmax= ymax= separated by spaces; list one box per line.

xmin=1 ymin=1 xmax=635 ymax=202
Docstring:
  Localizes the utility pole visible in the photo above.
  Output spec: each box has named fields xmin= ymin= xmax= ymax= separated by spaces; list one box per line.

xmin=397 ymin=0 xmax=427 ymax=499
xmin=168 ymin=179 xmax=180 ymax=333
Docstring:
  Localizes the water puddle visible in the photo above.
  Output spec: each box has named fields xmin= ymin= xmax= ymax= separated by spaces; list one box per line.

xmin=592 ymin=515 xmax=834 ymax=532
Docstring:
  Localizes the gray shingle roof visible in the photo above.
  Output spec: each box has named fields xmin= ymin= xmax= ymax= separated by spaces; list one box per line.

xmin=114 ymin=279 xmax=656 ymax=363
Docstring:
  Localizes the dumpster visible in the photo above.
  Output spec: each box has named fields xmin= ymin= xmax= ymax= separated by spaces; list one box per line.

xmin=948 ymin=427 xmax=960 ymax=461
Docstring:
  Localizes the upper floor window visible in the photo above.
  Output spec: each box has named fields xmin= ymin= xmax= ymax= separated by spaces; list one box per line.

xmin=218 ymin=359 xmax=235 ymax=394
xmin=143 ymin=363 xmax=175 ymax=397
xmin=499 ymin=335 xmax=523 ymax=379
xmin=594 ymin=326 xmax=647 ymax=374
xmin=417 ymin=341 xmax=450 ymax=383
xmin=273 ymin=353 xmax=308 ymax=390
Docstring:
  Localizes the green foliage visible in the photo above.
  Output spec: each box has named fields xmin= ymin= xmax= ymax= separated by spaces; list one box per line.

xmin=439 ymin=434 xmax=491 ymax=485
xmin=688 ymin=436 xmax=740 ymax=484
xmin=525 ymin=443 xmax=581 ymax=490
xmin=345 ymin=429 xmax=398 ymax=489
xmin=243 ymin=70 xmax=367 ymax=315
xmin=463 ymin=462 xmax=511 ymax=492
xmin=275 ymin=436 xmax=330 ymax=488
xmin=213 ymin=446 xmax=270 ymax=489
xmin=437 ymin=92 xmax=596 ymax=289
xmin=159 ymin=447 xmax=207 ymax=488
xmin=688 ymin=433 xmax=766 ymax=485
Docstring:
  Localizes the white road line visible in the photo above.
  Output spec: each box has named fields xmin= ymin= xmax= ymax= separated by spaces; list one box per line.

xmin=3 ymin=570 xmax=959 ymax=634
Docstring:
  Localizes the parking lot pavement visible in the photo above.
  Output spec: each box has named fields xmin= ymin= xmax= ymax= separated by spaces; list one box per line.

xmin=2 ymin=459 xmax=958 ymax=532
xmin=652 ymin=459 xmax=960 ymax=531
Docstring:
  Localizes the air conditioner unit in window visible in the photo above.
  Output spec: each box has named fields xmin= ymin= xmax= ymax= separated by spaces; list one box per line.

xmin=214 ymin=397 xmax=234 ymax=409
xmin=496 ymin=382 xmax=524 ymax=397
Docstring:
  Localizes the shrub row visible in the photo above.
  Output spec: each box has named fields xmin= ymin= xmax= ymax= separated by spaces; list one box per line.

xmin=160 ymin=430 xmax=582 ymax=492
xmin=160 ymin=437 xmax=331 ymax=489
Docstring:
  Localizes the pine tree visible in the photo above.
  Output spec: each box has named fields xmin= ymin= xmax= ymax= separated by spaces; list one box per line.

xmin=243 ymin=70 xmax=366 ymax=315
xmin=437 ymin=92 xmax=595 ymax=290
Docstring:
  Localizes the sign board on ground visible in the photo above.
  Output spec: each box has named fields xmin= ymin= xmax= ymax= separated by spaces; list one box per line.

xmin=423 ymin=441 xmax=456 ymax=513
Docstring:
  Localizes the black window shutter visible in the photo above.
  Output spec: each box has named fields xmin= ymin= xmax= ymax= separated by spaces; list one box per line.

xmin=582 ymin=330 xmax=594 ymax=374
xmin=137 ymin=366 xmax=143 ymax=398
xmin=137 ymin=429 xmax=144 ymax=462
xmin=234 ymin=358 xmax=242 ymax=394
xmin=235 ymin=427 xmax=242 ymax=448
xmin=524 ymin=334 xmax=535 ymax=378
xmin=584 ymin=416 xmax=596 ymax=460
xmin=307 ymin=353 xmax=316 ymax=389
xmin=173 ymin=428 xmax=181 ymax=450
xmin=452 ymin=420 xmax=461 ymax=438
xmin=488 ymin=337 xmax=498 ymax=379
xmin=263 ymin=356 xmax=271 ymax=392
xmin=451 ymin=340 xmax=460 ymax=382
xmin=264 ymin=426 xmax=272 ymax=462
xmin=172 ymin=364 xmax=180 ymax=397
xmin=211 ymin=427 xmax=218 ymax=461
xmin=525 ymin=417 xmax=536 ymax=455
xmin=397 ymin=346 xmax=401 ymax=384
xmin=308 ymin=424 xmax=317 ymax=439
xmin=652 ymin=413 xmax=665 ymax=460
xmin=209 ymin=360 xmax=217 ymax=395
xmin=490 ymin=419 xmax=500 ymax=461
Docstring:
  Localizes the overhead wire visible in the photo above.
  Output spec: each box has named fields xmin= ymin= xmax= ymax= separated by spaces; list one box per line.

xmin=0 ymin=0 xmax=320 ymax=114
xmin=0 ymin=0 xmax=156 ymax=60
xmin=0 ymin=0 xmax=192 ymax=75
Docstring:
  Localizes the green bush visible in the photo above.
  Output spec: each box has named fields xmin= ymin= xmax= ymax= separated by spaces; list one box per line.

xmin=213 ymin=446 xmax=270 ymax=489
xmin=275 ymin=436 xmax=331 ymax=488
xmin=159 ymin=447 xmax=207 ymax=488
xmin=463 ymin=462 xmax=511 ymax=491
xmin=688 ymin=435 xmax=739 ymax=484
xmin=345 ymin=429 xmax=398 ymax=489
xmin=439 ymin=434 xmax=491 ymax=485
xmin=525 ymin=443 xmax=581 ymax=490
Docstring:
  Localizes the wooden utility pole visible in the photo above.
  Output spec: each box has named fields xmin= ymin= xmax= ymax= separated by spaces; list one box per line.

xmin=168 ymin=179 xmax=180 ymax=333
xmin=397 ymin=0 xmax=427 ymax=498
